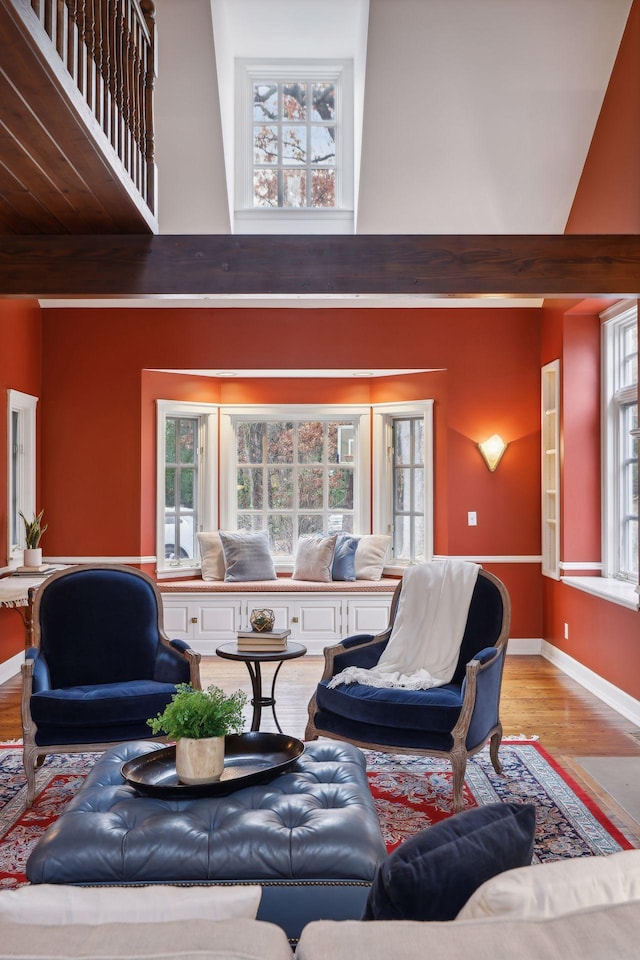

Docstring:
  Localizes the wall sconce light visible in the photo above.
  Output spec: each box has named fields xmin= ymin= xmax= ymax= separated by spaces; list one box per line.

xmin=478 ymin=434 xmax=508 ymax=472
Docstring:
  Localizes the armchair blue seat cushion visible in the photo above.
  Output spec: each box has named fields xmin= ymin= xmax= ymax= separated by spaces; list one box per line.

xmin=29 ymin=679 xmax=183 ymax=746
xmin=315 ymin=678 xmax=465 ymax=734
xmin=362 ymin=802 xmax=537 ymax=922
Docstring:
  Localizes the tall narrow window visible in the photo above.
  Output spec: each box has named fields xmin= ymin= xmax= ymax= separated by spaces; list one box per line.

xmin=156 ymin=401 xmax=217 ymax=575
xmin=603 ymin=302 xmax=638 ymax=582
xmin=164 ymin=417 xmax=199 ymax=561
xmin=392 ymin=418 xmax=425 ymax=562
xmin=7 ymin=390 xmax=38 ymax=562
xmin=372 ymin=400 xmax=434 ymax=567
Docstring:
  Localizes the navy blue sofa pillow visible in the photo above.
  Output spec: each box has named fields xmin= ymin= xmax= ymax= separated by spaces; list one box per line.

xmin=362 ymin=802 xmax=536 ymax=922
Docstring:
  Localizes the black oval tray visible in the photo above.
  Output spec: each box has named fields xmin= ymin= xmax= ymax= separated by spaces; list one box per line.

xmin=120 ymin=732 xmax=305 ymax=799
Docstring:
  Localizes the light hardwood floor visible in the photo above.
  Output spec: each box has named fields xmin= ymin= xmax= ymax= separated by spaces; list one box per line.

xmin=2 ymin=654 xmax=639 ymax=840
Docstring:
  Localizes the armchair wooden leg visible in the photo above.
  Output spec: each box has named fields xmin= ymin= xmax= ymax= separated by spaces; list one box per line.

xmin=304 ymin=695 xmax=320 ymax=742
xmin=450 ymin=750 xmax=467 ymax=813
xmin=23 ymin=743 xmax=39 ymax=808
xmin=489 ymin=726 xmax=503 ymax=775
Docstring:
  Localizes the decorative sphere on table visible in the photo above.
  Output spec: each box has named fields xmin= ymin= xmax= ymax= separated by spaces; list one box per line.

xmin=250 ymin=608 xmax=275 ymax=632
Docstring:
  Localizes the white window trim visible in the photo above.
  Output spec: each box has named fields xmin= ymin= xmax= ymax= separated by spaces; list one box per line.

xmin=156 ymin=400 xmax=218 ymax=578
xmin=372 ymin=400 xmax=434 ymax=574
xmin=7 ymin=389 xmax=38 ymax=566
xmin=220 ymin=404 xmax=370 ymax=570
xmin=601 ymin=299 xmax=638 ymax=583
xmin=234 ymin=58 xmax=354 ymax=235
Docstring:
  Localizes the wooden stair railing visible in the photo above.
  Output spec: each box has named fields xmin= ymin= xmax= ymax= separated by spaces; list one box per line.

xmin=25 ymin=0 xmax=156 ymax=217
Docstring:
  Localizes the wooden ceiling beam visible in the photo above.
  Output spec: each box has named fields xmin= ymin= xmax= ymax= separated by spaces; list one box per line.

xmin=1 ymin=234 xmax=639 ymax=299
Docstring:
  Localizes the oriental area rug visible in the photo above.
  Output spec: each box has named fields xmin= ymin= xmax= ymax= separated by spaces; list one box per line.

xmin=0 ymin=740 xmax=633 ymax=889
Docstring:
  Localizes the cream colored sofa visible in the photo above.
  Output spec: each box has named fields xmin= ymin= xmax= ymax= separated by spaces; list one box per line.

xmin=297 ymin=848 xmax=640 ymax=960
xmin=1 ymin=851 xmax=640 ymax=959
xmin=295 ymin=901 xmax=640 ymax=960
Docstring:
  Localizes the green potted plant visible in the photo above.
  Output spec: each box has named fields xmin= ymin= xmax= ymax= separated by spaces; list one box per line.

xmin=20 ymin=509 xmax=48 ymax=568
xmin=147 ymin=683 xmax=247 ymax=785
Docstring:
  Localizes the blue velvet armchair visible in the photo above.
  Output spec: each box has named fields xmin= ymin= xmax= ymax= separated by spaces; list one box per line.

xmin=21 ymin=564 xmax=201 ymax=806
xmin=305 ymin=568 xmax=511 ymax=812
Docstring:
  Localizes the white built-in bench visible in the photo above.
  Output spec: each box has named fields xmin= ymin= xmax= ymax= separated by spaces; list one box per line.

xmin=159 ymin=577 xmax=399 ymax=655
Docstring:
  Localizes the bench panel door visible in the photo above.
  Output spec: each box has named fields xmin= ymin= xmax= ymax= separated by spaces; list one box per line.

xmin=162 ymin=597 xmax=193 ymax=641
xmin=194 ymin=599 xmax=244 ymax=641
xmin=346 ymin=597 xmax=393 ymax=635
xmin=294 ymin=598 xmax=343 ymax=643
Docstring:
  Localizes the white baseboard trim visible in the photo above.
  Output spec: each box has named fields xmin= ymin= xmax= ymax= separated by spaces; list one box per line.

xmin=507 ymin=637 xmax=542 ymax=655
xmin=542 ymin=641 xmax=640 ymax=727
xmin=0 ymin=652 xmax=22 ymax=686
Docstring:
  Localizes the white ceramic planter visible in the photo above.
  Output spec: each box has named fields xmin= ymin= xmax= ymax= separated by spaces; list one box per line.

xmin=23 ymin=548 xmax=42 ymax=568
xmin=175 ymin=736 xmax=224 ymax=785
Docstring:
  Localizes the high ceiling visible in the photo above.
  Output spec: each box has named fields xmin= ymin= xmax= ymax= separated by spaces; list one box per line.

xmin=154 ymin=0 xmax=632 ymax=236
xmin=0 ymin=0 xmax=634 ymax=307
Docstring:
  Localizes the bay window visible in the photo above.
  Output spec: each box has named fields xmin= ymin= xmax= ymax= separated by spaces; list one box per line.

xmin=157 ymin=400 xmax=434 ymax=575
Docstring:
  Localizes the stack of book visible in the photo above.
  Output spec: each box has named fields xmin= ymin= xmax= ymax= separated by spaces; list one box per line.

xmin=237 ymin=628 xmax=291 ymax=652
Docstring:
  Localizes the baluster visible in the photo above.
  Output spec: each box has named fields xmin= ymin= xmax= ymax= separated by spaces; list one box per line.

xmin=129 ymin=15 xmax=140 ymax=192
xmin=65 ymin=0 xmax=78 ymax=82
xmin=100 ymin=0 xmax=112 ymax=143
xmin=116 ymin=0 xmax=127 ymax=162
xmin=76 ymin=0 xmax=86 ymax=98
xmin=140 ymin=0 xmax=156 ymax=212
xmin=84 ymin=0 xmax=97 ymax=116
xmin=44 ymin=0 xmax=54 ymax=44
xmin=122 ymin=1 xmax=133 ymax=176
xmin=135 ymin=17 xmax=146 ymax=193
xmin=107 ymin=0 xmax=118 ymax=152
xmin=93 ymin=0 xmax=104 ymax=129
xmin=54 ymin=0 xmax=64 ymax=58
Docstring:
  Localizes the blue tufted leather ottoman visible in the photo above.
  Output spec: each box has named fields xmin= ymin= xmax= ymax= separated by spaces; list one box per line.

xmin=26 ymin=739 xmax=387 ymax=940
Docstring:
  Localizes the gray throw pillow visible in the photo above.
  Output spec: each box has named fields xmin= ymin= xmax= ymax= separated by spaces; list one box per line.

xmin=292 ymin=535 xmax=338 ymax=582
xmin=219 ymin=530 xmax=277 ymax=582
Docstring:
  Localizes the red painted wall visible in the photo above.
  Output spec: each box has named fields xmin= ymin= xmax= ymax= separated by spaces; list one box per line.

xmin=543 ymin=577 xmax=640 ymax=697
xmin=561 ymin=309 xmax=601 ymax=564
xmin=541 ymin=297 xmax=640 ymax=701
xmin=540 ymin=0 xmax=640 ymax=701
xmin=0 ymin=300 xmax=42 ymax=659
xmin=42 ymin=305 xmax=542 ymax=640
xmin=565 ymin=0 xmax=640 ymax=233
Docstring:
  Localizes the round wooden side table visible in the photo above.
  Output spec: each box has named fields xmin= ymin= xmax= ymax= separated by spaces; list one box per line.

xmin=215 ymin=640 xmax=307 ymax=733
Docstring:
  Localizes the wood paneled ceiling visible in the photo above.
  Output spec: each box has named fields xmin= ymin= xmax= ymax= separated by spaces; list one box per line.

xmin=0 ymin=1 xmax=156 ymax=235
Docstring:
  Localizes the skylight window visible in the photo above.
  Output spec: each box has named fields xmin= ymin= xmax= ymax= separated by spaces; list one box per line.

xmin=235 ymin=60 xmax=354 ymax=233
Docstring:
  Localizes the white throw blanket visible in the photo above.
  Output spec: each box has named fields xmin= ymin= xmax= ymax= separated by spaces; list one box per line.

xmin=328 ymin=560 xmax=480 ymax=690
